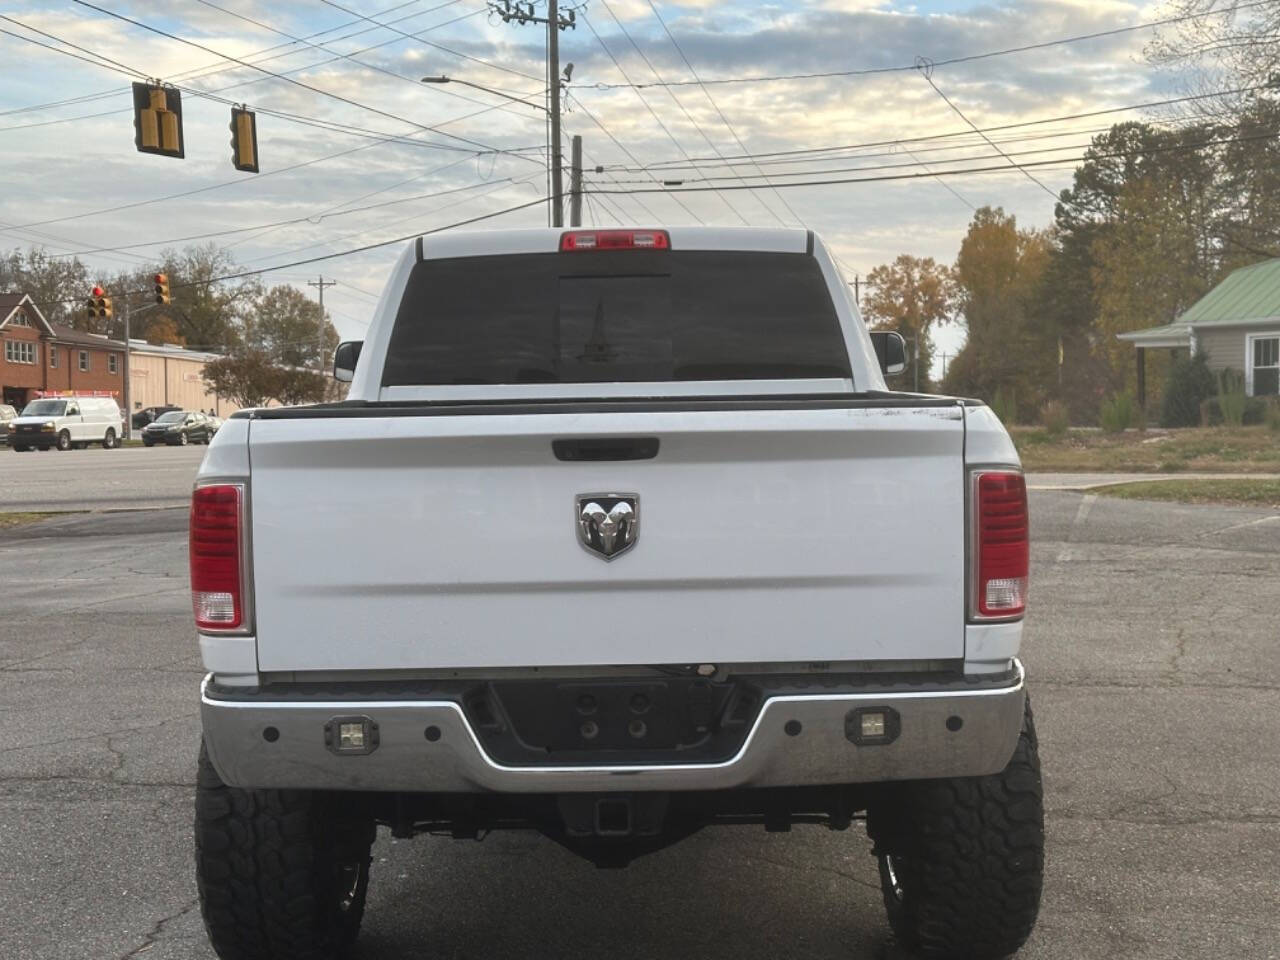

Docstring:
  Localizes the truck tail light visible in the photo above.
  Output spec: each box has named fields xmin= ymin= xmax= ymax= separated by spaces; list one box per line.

xmin=972 ymin=471 xmax=1029 ymax=619
xmin=190 ymin=484 xmax=244 ymax=631
xmin=560 ymin=229 xmax=670 ymax=252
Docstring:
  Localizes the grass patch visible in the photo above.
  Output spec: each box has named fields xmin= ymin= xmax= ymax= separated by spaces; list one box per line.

xmin=1011 ymin=425 xmax=1280 ymax=474
xmin=0 ymin=512 xmax=58 ymax=529
xmin=1091 ymin=478 xmax=1280 ymax=508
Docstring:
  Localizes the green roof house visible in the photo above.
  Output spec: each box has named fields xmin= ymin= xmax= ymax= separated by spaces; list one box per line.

xmin=1118 ymin=258 xmax=1280 ymax=404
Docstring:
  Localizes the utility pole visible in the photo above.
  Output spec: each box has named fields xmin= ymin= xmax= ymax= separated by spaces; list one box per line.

xmin=490 ymin=0 xmax=576 ymax=227
xmin=123 ymin=299 xmax=132 ymax=440
xmin=569 ymin=134 xmax=583 ymax=227
xmin=548 ymin=0 xmax=563 ymax=227
xmin=308 ymin=276 xmax=337 ymax=371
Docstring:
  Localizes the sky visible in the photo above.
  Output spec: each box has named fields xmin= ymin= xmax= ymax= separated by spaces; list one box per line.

xmin=0 ymin=0 xmax=1179 ymax=366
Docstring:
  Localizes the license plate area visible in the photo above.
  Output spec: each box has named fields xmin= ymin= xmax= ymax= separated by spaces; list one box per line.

xmin=466 ymin=677 xmax=762 ymax=766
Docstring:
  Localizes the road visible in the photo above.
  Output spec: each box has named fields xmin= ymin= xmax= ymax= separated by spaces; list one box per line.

xmin=0 ymin=444 xmax=207 ymax=512
xmin=1 ymin=489 xmax=1278 ymax=960
xmin=7 ymin=444 xmax=1279 ymax=517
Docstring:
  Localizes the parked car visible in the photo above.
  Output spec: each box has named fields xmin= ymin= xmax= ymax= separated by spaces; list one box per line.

xmin=193 ymin=227 xmax=1041 ymax=960
xmin=205 ymin=415 xmax=222 ymax=436
xmin=0 ymin=404 xmax=16 ymax=446
xmin=10 ymin=397 xmax=123 ymax=451
xmin=142 ymin=410 xmax=215 ymax=446
xmin=132 ymin=404 xmax=181 ymax=429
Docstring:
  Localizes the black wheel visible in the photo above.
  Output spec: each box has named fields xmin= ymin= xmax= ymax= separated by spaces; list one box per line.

xmin=179 ymin=431 xmax=190 ymax=446
xmin=12 ymin=444 xmax=27 ymax=452
xmin=102 ymin=429 xmax=117 ymax=449
xmin=195 ymin=743 xmax=375 ymax=960
xmin=867 ymin=698 xmax=1044 ymax=960
xmin=56 ymin=430 xmax=72 ymax=451
xmin=143 ymin=439 xmax=155 ymax=447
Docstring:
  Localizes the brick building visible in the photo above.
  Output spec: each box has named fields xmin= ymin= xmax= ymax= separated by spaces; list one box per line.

xmin=1 ymin=293 xmax=127 ymax=409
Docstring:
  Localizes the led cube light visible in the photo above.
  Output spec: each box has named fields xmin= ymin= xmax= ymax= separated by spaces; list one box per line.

xmin=845 ymin=706 xmax=901 ymax=746
xmin=324 ymin=716 xmax=379 ymax=755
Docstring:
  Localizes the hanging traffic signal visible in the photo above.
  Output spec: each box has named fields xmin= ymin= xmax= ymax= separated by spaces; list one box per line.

xmin=87 ymin=285 xmax=112 ymax=320
xmin=132 ymin=82 xmax=184 ymax=159
xmin=154 ymin=273 xmax=171 ymax=305
xmin=230 ymin=107 xmax=259 ymax=173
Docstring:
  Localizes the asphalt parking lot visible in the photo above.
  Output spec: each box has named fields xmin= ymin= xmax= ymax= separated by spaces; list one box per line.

xmin=1 ymin=485 xmax=1277 ymax=959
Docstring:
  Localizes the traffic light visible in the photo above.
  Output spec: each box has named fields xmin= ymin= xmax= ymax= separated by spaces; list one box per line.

xmin=86 ymin=285 xmax=112 ymax=321
xmin=132 ymin=83 xmax=184 ymax=159
xmin=230 ymin=107 xmax=259 ymax=173
xmin=154 ymin=273 xmax=171 ymax=305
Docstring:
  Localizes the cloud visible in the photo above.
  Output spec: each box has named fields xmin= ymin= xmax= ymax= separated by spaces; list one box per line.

xmin=0 ymin=0 xmax=1182 ymax=345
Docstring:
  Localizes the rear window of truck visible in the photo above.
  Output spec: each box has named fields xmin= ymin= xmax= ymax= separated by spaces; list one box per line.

xmin=381 ymin=250 xmax=851 ymax=385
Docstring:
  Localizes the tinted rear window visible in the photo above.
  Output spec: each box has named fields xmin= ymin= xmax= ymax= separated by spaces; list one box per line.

xmin=381 ymin=250 xmax=850 ymax=386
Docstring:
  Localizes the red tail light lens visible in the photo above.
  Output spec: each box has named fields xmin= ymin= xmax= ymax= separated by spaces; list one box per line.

xmin=972 ymin=471 xmax=1029 ymax=619
xmin=560 ymin=229 xmax=670 ymax=252
xmin=190 ymin=484 xmax=243 ymax=630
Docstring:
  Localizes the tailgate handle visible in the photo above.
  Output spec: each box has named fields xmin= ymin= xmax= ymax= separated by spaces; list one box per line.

xmin=553 ymin=437 xmax=659 ymax=462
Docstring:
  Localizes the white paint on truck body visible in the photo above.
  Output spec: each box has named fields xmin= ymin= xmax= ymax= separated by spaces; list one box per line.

xmin=246 ymin=406 xmax=967 ymax=671
xmin=198 ymin=226 xmax=1026 ymax=678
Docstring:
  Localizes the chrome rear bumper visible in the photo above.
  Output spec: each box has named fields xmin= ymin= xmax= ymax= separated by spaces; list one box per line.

xmin=200 ymin=661 xmax=1026 ymax=793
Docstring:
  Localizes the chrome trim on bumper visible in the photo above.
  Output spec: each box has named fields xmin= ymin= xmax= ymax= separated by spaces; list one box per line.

xmin=200 ymin=661 xmax=1026 ymax=793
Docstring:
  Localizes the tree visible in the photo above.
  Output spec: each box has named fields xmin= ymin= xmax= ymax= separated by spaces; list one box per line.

xmin=943 ymin=208 xmax=1053 ymax=416
xmin=154 ymin=243 xmax=259 ymax=351
xmin=143 ymin=314 xmax=185 ymax=346
xmin=274 ymin=368 xmax=330 ymax=406
xmin=1148 ymin=1 xmax=1280 ymax=122
xmin=245 ymin=285 xmax=339 ymax=370
xmin=0 ymin=247 xmax=90 ymax=326
xmin=1092 ymin=177 xmax=1210 ymax=392
xmin=861 ymin=255 xmax=953 ymax=390
xmin=202 ymin=351 xmax=283 ymax=408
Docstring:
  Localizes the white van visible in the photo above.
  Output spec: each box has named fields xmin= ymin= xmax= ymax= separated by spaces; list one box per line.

xmin=9 ymin=396 xmax=125 ymax=451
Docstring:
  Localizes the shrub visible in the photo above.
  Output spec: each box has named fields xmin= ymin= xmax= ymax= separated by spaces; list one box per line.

xmin=1267 ymin=400 xmax=1280 ymax=433
xmin=989 ymin=387 xmax=1017 ymax=425
xmin=1100 ymin=392 xmax=1134 ymax=433
xmin=1216 ymin=369 xmax=1248 ymax=427
xmin=1161 ymin=353 xmax=1216 ymax=427
xmin=1039 ymin=400 xmax=1069 ymax=437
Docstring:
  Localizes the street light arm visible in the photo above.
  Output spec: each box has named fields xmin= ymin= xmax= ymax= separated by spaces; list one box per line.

xmin=420 ymin=75 xmax=550 ymax=114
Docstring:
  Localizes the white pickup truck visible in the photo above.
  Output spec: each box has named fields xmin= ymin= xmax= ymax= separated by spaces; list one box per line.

xmin=192 ymin=227 xmax=1043 ymax=960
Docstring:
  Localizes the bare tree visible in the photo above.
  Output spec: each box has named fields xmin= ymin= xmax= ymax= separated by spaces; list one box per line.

xmin=1147 ymin=1 xmax=1280 ymax=121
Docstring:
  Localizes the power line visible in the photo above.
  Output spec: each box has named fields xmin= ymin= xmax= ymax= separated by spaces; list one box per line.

xmin=584 ymin=125 xmax=1280 ymax=196
xmin=65 ymin=0 xmax=521 ymax=157
xmin=579 ymin=9 xmax=735 ymax=223
xmin=25 ymin=196 xmax=551 ymax=313
xmin=597 ymin=84 xmax=1273 ymax=171
xmin=916 ymin=58 xmax=1060 ymax=203
xmin=235 ymin=168 xmax=549 ymax=267
xmin=642 ymin=0 xmax=798 ymax=227
xmin=0 ymin=0 xmax=454 ymax=118
xmin=580 ymin=0 xmax=1274 ymax=89
xmin=43 ymin=165 xmax=521 ymax=258
xmin=0 ymin=13 xmax=537 ymax=157
xmin=605 ymin=129 xmax=1234 ymax=186
xmin=596 ymin=0 xmax=758 ymax=226
xmin=564 ymin=94 xmax=702 ymax=224
xmin=313 ymin=0 xmax=543 ymax=83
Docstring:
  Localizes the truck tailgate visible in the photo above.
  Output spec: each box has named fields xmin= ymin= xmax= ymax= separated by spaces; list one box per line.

xmin=248 ymin=405 xmax=966 ymax=671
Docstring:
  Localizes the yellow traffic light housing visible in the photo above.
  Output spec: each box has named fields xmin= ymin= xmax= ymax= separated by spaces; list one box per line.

xmin=154 ymin=273 xmax=171 ymax=305
xmin=87 ymin=286 xmax=112 ymax=321
xmin=132 ymin=82 xmax=184 ymax=159
xmin=230 ymin=107 xmax=259 ymax=173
